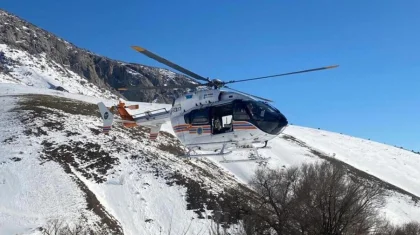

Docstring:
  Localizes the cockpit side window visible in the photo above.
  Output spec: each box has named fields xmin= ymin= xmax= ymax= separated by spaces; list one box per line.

xmin=233 ymin=101 xmax=251 ymax=121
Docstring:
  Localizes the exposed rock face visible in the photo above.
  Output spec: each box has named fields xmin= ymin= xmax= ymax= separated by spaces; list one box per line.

xmin=0 ymin=9 xmax=197 ymax=103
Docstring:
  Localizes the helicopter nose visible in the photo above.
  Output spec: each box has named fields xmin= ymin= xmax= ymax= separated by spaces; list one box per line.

xmin=279 ymin=114 xmax=288 ymax=129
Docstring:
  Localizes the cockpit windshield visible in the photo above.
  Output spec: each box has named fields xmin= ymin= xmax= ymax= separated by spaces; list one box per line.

xmin=246 ymin=101 xmax=278 ymax=120
xmin=233 ymin=100 xmax=288 ymax=135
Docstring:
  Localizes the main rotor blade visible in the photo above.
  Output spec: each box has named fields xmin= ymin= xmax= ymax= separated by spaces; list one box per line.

xmin=118 ymin=84 xmax=202 ymax=91
xmin=224 ymin=86 xmax=273 ymax=102
xmin=131 ymin=46 xmax=210 ymax=83
xmin=226 ymin=65 xmax=339 ymax=84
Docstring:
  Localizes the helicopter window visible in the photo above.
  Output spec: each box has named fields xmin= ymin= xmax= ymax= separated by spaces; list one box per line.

xmin=246 ymin=101 xmax=280 ymax=120
xmin=235 ymin=100 xmax=288 ymax=135
xmin=186 ymin=108 xmax=210 ymax=125
xmin=233 ymin=101 xmax=251 ymax=121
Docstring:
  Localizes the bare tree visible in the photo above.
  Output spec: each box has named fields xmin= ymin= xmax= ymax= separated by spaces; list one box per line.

xmin=249 ymin=161 xmax=386 ymax=235
xmin=40 ymin=217 xmax=111 ymax=235
xmin=395 ymin=222 xmax=420 ymax=235
xmin=250 ymin=166 xmax=300 ymax=234
xmin=294 ymin=162 xmax=385 ymax=234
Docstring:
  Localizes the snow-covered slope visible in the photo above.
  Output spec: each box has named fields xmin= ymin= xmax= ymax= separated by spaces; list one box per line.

xmin=284 ymin=126 xmax=420 ymax=198
xmin=1 ymin=83 xmax=420 ymax=234
xmin=211 ymin=126 xmax=420 ymax=224
xmin=0 ymin=44 xmax=117 ymax=100
xmin=0 ymin=96 xmax=100 ymax=235
xmin=0 ymin=84 xmax=243 ymax=235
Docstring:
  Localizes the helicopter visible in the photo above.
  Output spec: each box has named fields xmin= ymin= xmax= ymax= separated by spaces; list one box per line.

xmin=97 ymin=45 xmax=338 ymax=163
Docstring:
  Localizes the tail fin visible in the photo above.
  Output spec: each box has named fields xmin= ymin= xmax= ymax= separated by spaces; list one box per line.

xmin=98 ymin=102 xmax=114 ymax=134
xmin=149 ymin=124 xmax=162 ymax=141
xmin=115 ymin=101 xmax=137 ymax=127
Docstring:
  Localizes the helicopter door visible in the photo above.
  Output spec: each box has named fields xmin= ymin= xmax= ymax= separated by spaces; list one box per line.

xmin=210 ymin=103 xmax=233 ymax=135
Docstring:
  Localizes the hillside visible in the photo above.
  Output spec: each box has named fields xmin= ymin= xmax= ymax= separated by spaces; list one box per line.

xmin=0 ymin=84 xmax=248 ymax=235
xmin=0 ymin=8 xmax=198 ymax=103
xmin=1 ymin=84 xmax=420 ymax=235
xmin=215 ymin=126 xmax=420 ymax=225
xmin=1 ymin=7 xmax=420 ymax=235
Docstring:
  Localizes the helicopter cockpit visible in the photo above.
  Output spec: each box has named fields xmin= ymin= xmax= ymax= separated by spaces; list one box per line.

xmin=232 ymin=100 xmax=288 ymax=135
xmin=184 ymin=99 xmax=288 ymax=136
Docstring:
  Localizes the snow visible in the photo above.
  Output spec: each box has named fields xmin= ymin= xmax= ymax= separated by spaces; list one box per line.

xmin=208 ymin=125 xmax=420 ymax=224
xmin=0 ymin=84 xmax=239 ymax=234
xmin=381 ymin=193 xmax=420 ymax=225
xmin=1 ymin=79 xmax=420 ymax=231
xmin=159 ymin=68 xmax=176 ymax=79
xmin=0 ymin=83 xmax=115 ymax=106
xmin=284 ymin=126 xmax=420 ymax=198
xmin=1 ymin=83 xmax=420 ymax=230
xmin=0 ymin=96 xmax=99 ymax=235
xmin=0 ymin=44 xmax=117 ymax=99
xmin=126 ymin=68 xmax=141 ymax=76
xmin=210 ymin=136 xmax=321 ymax=184
xmin=78 ymin=170 xmax=213 ymax=235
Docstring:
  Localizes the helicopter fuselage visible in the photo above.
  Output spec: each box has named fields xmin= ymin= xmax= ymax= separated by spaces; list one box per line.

xmin=169 ymin=89 xmax=288 ymax=151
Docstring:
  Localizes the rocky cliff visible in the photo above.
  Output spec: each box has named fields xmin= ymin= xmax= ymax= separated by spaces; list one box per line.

xmin=0 ymin=9 xmax=197 ymax=103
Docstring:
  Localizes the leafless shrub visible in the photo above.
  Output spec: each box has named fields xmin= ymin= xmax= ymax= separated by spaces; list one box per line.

xmin=373 ymin=221 xmax=420 ymax=235
xmin=395 ymin=222 xmax=420 ymax=235
xmin=208 ymin=219 xmax=254 ymax=235
xmin=249 ymin=161 xmax=386 ymax=235
xmin=40 ymin=217 xmax=110 ymax=235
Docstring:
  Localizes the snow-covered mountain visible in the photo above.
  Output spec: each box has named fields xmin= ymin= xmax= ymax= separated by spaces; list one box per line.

xmin=0 ymin=84 xmax=245 ymax=235
xmin=1 ymin=7 xmax=420 ymax=235
xmin=0 ymin=9 xmax=198 ymax=103
xmin=1 ymin=83 xmax=420 ymax=235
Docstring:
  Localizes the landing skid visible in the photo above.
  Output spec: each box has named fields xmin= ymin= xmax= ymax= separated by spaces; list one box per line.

xmin=184 ymin=141 xmax=271 ymax=165
xmin=219 ymin=148 xmax=270 ymax=165
xmin=252 ymin=140 xmax=272 ymax=150
xmin=185 ymin=142 xmax=232 ymax=158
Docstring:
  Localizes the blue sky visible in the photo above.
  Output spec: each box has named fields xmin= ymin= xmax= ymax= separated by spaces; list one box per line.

xmin=2 ymin=1 xmax=420 ymax=151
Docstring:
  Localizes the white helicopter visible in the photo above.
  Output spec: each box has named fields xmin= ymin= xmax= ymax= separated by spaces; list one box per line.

xmin=98 ymin=46 xmax=338 ymax=163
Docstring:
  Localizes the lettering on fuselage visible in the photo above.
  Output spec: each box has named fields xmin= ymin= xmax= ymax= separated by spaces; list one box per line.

xmin=203 ymin=93 xmax=214 ymax=99
xmin=172 ymin=104 xmax=181 ymax=113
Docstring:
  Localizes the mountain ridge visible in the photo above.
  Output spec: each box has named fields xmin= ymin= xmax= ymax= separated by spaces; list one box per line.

xmin=0 ymin=8 xmax=198 ymax=103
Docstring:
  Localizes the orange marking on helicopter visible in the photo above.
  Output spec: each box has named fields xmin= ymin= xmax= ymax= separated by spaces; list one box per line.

xmin=189 ymin=125 xmax=211 ymax=134
xmin=234 ymin=127 xmax=257 ymax=130
xmin=123 ymin=123 xmax=138 ymax=128
xmin=174 ymin=124 xmax=191 ymax=132
xmin=233 ymin=121 xmax=257 ymax=130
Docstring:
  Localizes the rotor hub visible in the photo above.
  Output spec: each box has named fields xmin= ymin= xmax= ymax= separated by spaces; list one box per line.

xmin=209 ymin=79 xmax=225 ymax=88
